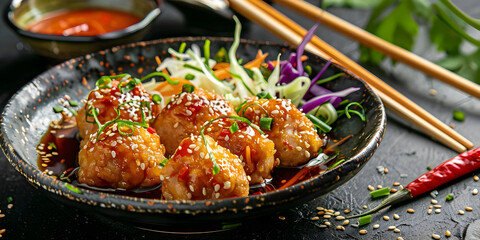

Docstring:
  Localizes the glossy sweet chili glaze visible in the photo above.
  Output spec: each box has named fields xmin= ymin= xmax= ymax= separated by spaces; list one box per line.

xmin=37 ymin=116 xmax=332 ymax=198
xmin=26 ymin=8 xmax=141 ymax=36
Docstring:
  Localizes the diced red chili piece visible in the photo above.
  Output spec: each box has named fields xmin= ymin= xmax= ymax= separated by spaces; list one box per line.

xmin=177 ymin=165 xmax=189 ymax=181
xmin=147 ymin=127 xmax=156 ymax=134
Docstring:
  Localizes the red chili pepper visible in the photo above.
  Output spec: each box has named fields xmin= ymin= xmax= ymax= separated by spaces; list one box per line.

xmin=406 ymin=147 xmax=480 ymax=197
xmin=349 ymin=147 xmax=480 ymax=219
xmin=177 ymin=165 xmax=189 ymax=181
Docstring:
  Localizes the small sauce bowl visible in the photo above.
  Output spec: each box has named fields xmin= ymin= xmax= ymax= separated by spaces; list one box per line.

xmin=5 ymin=0 xmax=161 ymax=59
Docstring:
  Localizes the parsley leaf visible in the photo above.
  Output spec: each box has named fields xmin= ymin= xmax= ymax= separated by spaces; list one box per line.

xmin=360 ymin=0 xmax=419 ymax=64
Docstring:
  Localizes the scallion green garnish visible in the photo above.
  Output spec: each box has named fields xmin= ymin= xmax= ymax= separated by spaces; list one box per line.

xmin=48 ymin=142 xmax=57 ymax=150
xmin=182 ymin=84 xmax=195 ymax=93
xmin=68 ymin=100 xmax=79 ymax=107
xmin=229 ymin=71 xmax=255 ymax=95
xmin=241 ymin=103 xmax=269 ymax=117
xmin=235 ymin=101 xmax=248 ymax=113
xmin=427 ymin=166 xmax=432 ymax=171
xmin=140 ymin=72 xmax=178 ymax=85
xmin=152 ymin=94 xmax=162 ymax=105
xmin=446 ymin=194 xmax=454 ymax=201
xmin=259 ymin=117 xmax=273 ymax=131
xmin=327 ymin=159 xmax=345 ymax=170
xmin=370 ymin=187 xmax=391 ymax=199
xmin=160 ymin=158 xmax=168 ymax=167
xmin=53 ymin=106 xmax=64 ymax=113
xmin=96 ymin=76 xmax=112 ymax=89
xmin=358 ymin=215 xmax=371 ymax=226
xmin=306 ymin=114 xmax=332 ymax=133
xmin=204 ymin=39 xmax=211 ymax=66
xmin=304 ymin=65 xmax=312 ymax=76
xmin=200 ymin=116 xmax=266 ymax=175
xmin=185 ymin=73 xmax=195 ymax=80
xmin=184 ymin=63 xmax=203 ymax=73
xmin=257 ymin=92 xmax=273 ymax=99
xmin=178 ymin=42 xmax=187 ymax=54
xmin=229 ymin=121 xmax=240 ymax=133
xmin=7 ymin=196 xmax=13 ymax=204
xmin=65 ymin=183 xmax=82 ymax=194
xmin=315 ymin=72 xmax=345 ymax=85
xmin=453 ymin=110 xmax=465 ymax=122
xmin=222 ymin=223 xmax=242 ymax=230
xmin=117 ymin=122 xmax=135 ymax=136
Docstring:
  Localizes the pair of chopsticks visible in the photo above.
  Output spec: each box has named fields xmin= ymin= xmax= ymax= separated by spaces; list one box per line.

xmin=227 ymin=0 xmax=474 ymax=153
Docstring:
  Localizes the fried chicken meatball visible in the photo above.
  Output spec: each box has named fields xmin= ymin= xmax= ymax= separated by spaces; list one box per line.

xmin=205 ymin=118 xmax=276 ymax=184
xmin=239 ymin=98 xmax=323 ymax=167
xmin=76 ymin=79 xmax=160 ymax=139
xmin=161 ymin=135 xmax=249 ymax=200
xmin=78 ymin=124 xmax=166 ymax=189
xmin=153 ymin=89 xmax=236 ymax=156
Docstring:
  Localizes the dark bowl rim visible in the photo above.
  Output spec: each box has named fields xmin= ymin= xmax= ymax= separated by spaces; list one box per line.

xmin=0 ymin=36 xmax=386 ymax=216
xmin=4 ymin=0 xmax=161 ymax=42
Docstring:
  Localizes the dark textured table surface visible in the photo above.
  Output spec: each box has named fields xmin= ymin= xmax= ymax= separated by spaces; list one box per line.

xmin=1 ymin=1 xmax=479 ymax=239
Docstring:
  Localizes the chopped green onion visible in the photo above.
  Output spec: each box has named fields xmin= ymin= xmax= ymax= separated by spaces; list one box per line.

xmin=160 ymin=158 xmax=168 ymax=167
xmin=204 ymin=39 xmax=211 ymax=66
xmin=183 ymin=63 xmax=203 ymax=72
xmin=370 ymin=187 xmax=391 ymax=199
xmin=182 ymin=84 xmax=195 ymax=93
xmin=257 ymin=92 xmax=273 ymax=99
xmin=338 ymin=99 xmax=350 ymax=106
xmin=152 ymin=94 xmax=162 ymax=105
xmin=200 ymin=116 xmax=266 ymax=175
xmin=306 ymin=114 xmax=332 ymax=133
xmin=120 ymin=78 xmax=141 ymax=94
xmin=110 ymin=73 xmax=130 ymax=80
xmin=178 ymin=42 xmax=187 ymax=54
xmin=7 ymin=196 xmax=13 ymax=204
xmin=65 ymin=183 xmax=83 ymax=194
xmin=453 ymin=110 xmax=465 ymax=121
xmin=48 ymin=142 xmax=57 ymax=150
xmin=68 ymin=100 xmax=79 ymax=107
xmin=117 ymin=122 xmax=135 ymax=136
xmin=315 ymin=73 xmax=345 ymax=85
xmin=140 ymin=72 xmax=178 ymax=85
xmin=358 ymin=215 xmax=371 ymax=226
xmin=304 ymin=65 xmax=312 ymax=76
xmin=259 ymin=117 xmax=273 ymax=131
xmin=53 ymin=106 xmax=64 ymax=113
xmin=222 ymin=223 xmax=242 ymax=230
xmin=235 ymin=101 xmax=248 ymax=113
xmin=68 ymin=109 xmax=78 ymax=116
xmin=327 ymin=159 xmax=345 ymax=170
xmin=446 ymin=194 xmax=454 ymax=201
xmin=427 ymin=166 xmax=432 ymax=171
xmin=185 ymin=73 xmax=195 ymax=80
xmin=229 ymin=121 xmax=239 ymax=134
xmin=96 ymin=76 xmax=112 ymax=89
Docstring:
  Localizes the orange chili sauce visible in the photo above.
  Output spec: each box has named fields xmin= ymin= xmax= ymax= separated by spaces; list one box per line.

xmin=26 ymin=8 xmax=141 ymax=36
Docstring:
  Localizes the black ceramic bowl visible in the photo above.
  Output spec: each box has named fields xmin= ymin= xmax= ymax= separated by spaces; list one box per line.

xmin=0 ymin=37 xmax=385 ymax=230
xmin=5 ymin=0 xmax=161 ymax=59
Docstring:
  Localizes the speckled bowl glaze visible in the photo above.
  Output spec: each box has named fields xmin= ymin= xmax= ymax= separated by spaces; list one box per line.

xmin=0 ymin=37 xmax=386 ymax=229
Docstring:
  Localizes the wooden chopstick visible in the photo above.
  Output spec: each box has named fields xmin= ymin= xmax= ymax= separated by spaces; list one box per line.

xmin=227 ymin=0 xmax=471 ymax=153
xmin=274 ymin=0 xmax=480 ymax=99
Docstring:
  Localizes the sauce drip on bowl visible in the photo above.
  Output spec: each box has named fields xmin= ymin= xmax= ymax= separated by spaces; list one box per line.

xmin=26 ymin=8 xmax=141 ymax=36
xmin=37 ymin=116 xmax=333 ymax=198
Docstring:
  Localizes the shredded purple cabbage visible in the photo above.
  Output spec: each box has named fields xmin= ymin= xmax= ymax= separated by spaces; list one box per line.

xmin=299 ymin=87 xmax=360 ymax=113
xmin=296 ymin=23 xmax=319 ymax=76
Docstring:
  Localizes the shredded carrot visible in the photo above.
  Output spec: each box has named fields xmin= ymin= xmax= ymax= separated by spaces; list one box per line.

xmin=278 ymin=167 xmax=311 ymax=190
xmin=324 ymin=135 xmax=352 ymax=155
xmin=213 ymin=62 xmax=230 ymax=70
xmin=212 ymin=50 xmax=269 ymax=80
xmin=154 ymin=77 xmax=196 ymax=97
xmin=244 ymin=50 xmax=269 ymax=69
xmin=154 ymin=56 xmax=169 ymax=75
